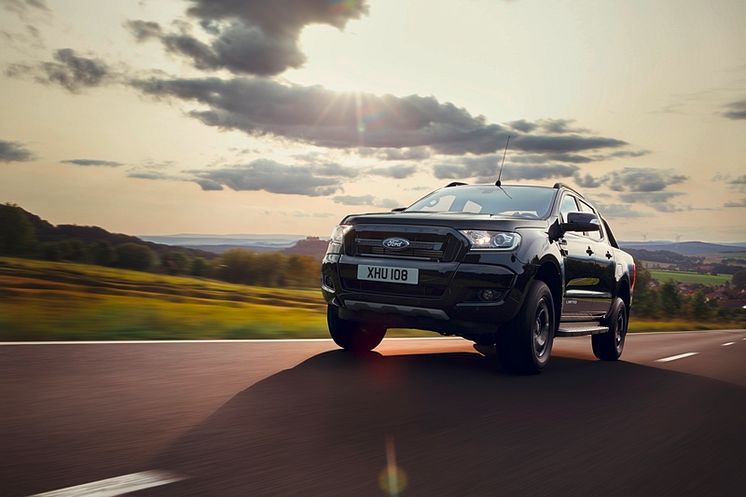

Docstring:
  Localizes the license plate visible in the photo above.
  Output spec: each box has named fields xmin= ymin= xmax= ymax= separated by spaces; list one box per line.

xmin=357 ymin=265 xmax=419 ymax=285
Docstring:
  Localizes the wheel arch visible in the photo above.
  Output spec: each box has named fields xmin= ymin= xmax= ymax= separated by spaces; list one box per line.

xmin=532 ymin=256 xmax=563 ymax=327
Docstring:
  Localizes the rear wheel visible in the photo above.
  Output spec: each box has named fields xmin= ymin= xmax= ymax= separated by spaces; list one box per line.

xmin=327 ymin=305 xmax=386 ymax=352
xmin=496 ymin=280 xmax=555 ymax=374
xmin=592 ymin=298 xmax=628 ymax=361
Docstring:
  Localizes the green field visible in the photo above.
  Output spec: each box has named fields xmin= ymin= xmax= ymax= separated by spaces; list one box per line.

xmin=0 ymin=257 xmax=738 ymax=341
xmin=649 ymin=270 xmax=731 ymax=286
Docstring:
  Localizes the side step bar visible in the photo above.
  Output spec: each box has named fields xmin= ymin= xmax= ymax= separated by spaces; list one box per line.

xmin=556 ymin=323 xmax=609 ymax=337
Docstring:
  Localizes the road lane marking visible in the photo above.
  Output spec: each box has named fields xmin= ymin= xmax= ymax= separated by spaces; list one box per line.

xmin=656 ymin=352 xmax=699 ymax=363
xmin=29 ymin=470 xmax=185 ymax=497
xmin=721 ymin=342 xmax=735 ymax=347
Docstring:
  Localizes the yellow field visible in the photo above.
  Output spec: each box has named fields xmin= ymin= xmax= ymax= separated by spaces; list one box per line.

xmin=0 ymin=257 xmax=738 ymax=340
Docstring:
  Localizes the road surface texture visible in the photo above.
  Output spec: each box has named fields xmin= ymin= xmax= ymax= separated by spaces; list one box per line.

xmin=2 ymin=330 xmax=745 ymax=497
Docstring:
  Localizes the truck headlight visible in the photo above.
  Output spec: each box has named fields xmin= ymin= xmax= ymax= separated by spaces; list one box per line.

xmin=459 ymin=230 xmax=521 ymax=250
xmin=330 ymin=224 xmax=352 ymax=243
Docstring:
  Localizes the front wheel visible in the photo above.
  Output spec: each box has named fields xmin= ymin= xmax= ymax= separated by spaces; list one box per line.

xmin=327 ymin=305 xmax=386 ymax=352
xmin=592 ymin=298 xmax=628 ymax=361
xmin=496 ymin=280 xmax=556 ymax=374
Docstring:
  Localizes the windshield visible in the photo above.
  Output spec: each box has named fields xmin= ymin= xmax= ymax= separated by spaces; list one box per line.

xmin=406 ymin=185 xmax=556 ymax=219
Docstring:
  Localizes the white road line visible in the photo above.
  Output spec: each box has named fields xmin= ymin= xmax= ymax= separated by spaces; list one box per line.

xmin=721 ymin=342 xmax=735 ymax=347
xmin=656 ymin=352 xmax=699 ymax=363
xmin=0 ymin=337 xmax=461 ymax=346
xmin=29 ymin=470 xmax=185 ymax=497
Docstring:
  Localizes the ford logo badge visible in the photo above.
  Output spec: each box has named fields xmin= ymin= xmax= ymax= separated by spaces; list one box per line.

xmin=382 ymin=237 xmax=410 ymax=250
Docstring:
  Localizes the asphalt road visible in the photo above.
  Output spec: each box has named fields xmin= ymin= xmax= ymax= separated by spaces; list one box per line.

xmin=2 ymin=330 xmax=745 ymax=497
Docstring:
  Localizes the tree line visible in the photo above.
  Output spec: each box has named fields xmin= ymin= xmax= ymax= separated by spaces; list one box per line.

xmin=633 ymin=262 xmax=745 ymax=322
xmin=0 ymin=203 xmax=321 ymax=288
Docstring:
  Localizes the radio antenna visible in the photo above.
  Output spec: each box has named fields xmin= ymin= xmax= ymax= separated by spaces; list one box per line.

xmin=496 ymin=135 xmax=511 ymax=187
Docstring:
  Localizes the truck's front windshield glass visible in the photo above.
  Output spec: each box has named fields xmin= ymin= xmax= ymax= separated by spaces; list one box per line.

xmin=406 ymin=185 xmax=556 ymax=219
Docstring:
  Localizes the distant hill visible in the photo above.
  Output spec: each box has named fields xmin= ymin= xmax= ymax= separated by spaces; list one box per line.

xmin=144 ymin=234 xmax=329 ymax=259
xmin=7 ymin=205 xmax=215 ymax=259
xmin=619 ymin=241 xmax=746 ymax=256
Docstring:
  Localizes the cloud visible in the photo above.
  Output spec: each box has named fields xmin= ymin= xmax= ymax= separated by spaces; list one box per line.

xmin=593 ymin=202 xmax=647 ymax=219
xmin=723 ymin=198 xmax=746 ymax=208
xmin=1 ymin=0 xmax=48 ymax=16
xmin=617 ymin=191 xmax=687 ymax=212
xmin=369 ymin=164 xmax=417 ymax=179
xmin=332 ymin=195 xmax=398 ymax=209
xmin=722 ymin=99 xmax=746 ymax=120
xmin=191 ymin=159 xmax=346 ymax=196
xmin=132 ymin=77 xmax=630 ymax=156
xmin=604 ymin=167 xmax=687 ymax=192
xmin=574 ymin=173 xmax=603 ymax=188
xmin=126 ymin=0 xmax=369 ymax=76
xmin=0 ymin=139 xmax=34 ymax=162
xmin=433 ymin=154 xmax=578 ymax=182
xmin=357 ymin=147 xmax=431 ymax=161
xmin=7 ymin=48 xmax=111 ymax=92
xmin=61 ymin=159 xmax=123 ymax=167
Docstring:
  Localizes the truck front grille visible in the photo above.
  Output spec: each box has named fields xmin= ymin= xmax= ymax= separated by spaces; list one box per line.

xmin=348 ymin=229 xmax=461 ymax=262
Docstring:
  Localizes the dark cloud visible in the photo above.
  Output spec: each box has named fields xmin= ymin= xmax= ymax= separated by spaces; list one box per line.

xmin=574 ymin=173 xmax=603 ymax=188
xmin=8 ymin=49 xmax=111 ymax=92
xmin=535 ymin=119 xmax=589 ymax=134
xmin=192 ymin=159 xmax=344 ymax=196
xmin=722 ymin=99 xmax=746 ymax=120
xmin=508 ymin=119 xmax=537 ymax=133
xmin=723 ymin=198 xmax=746 ymax=208
xmin=618 ymin=191 xmax=686 ymax=212
xmin=132 ymin=77 xmax=629 ymax=156
xmin=604 ymin=167 xmax=687 ymax=192
xmin=511 ymin=134 xmax=627 ymax=154
xmin=61 ymin=159 xmax=123 ymax=167
xmin=127 ymin=0 xmax=368 ymax=76
xmin=369 ymin=164 xmax=417 ymax=179
xmin=0 ymin=139 xmax=34 ymax=162
xmin=333 ymin=195 xmax=398 ymax=209
xmin=1 ymin=0 xmax=48 ymax=16
xmin=433 ymin=154 xmax=578 ymax=182
xmin=314 ymin=162 xmax=360 ymax=178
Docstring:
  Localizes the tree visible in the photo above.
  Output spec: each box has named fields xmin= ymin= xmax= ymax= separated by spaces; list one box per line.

xmin=687 ymin=290 xmax=711 ymax=321
xmin=190 ymin=257 xmax=211 ymax=277
xmin=733 ymin=270 xmax=746 ymax=290
xmin=632 ymin=262 xmax=658 ymax=317
xmin=40 ymin=241 xmax=62 ymax=261
xmin=115 ymin=243 xmax=157 ymax=271
xmin=659 ymin=281 xmax=682 ymax=318
xmin=0 ymin=203 xmax=36 ymax=255
xmin=162 ymin=251 xmax=190 ymax=275
xmin=89 ymin=241 xmax=115 ymax=266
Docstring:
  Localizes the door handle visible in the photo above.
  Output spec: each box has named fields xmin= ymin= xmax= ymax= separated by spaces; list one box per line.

xmin=605 ymin=251 xmax=613 ymax=259
xmin=586 ymin=246 xmax=594 ymax=256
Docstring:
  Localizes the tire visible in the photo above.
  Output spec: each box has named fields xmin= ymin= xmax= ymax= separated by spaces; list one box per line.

xmin=327 ymin=305 xmax=386 ymax=352
xmin=592 ymin=298 xmax=628 ymax=361
xmin=496 ymin=280 xmax=555 ymax=374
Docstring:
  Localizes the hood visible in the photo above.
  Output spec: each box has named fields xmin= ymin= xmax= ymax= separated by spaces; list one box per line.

xmin=342 ymin=211 xmax=548 ymax=231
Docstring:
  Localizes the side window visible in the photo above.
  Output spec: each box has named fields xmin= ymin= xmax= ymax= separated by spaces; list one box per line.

xmin=577 ymin=199 xmax=603 ymax=241
xmin=559 ymin=194 xmax=579 ymax=223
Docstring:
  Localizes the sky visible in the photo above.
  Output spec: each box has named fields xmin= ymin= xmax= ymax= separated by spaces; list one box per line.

xmin=0 ymin=0 xmax=744 ymax=241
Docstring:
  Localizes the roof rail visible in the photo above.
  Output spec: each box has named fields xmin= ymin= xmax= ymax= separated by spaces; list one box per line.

xmin=445 ymin=182 xmax=468 ymax=188
xmin=553 ymin=182 xmax=585 ymax=198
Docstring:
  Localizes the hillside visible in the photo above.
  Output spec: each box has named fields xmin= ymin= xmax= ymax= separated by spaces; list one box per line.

xmin=15 ymin=207 xmax=215 ymax=259
xmin=620 ymin=241 xmax=746 ymax=256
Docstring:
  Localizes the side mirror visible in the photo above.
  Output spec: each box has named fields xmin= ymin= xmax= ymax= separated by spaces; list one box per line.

xmin=562 ymin=212 xmax=600 ymax=233
xmin=391 ymin=207 xmax=406 ymax=212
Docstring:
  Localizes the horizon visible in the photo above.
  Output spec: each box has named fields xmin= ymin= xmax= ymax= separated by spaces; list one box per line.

xmin=1 ymin=0 xmax=745 ymax=241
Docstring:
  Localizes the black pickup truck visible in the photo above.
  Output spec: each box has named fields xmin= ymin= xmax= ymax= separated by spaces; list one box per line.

xmin=321 ymin=183 xmax=636 ymax=374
